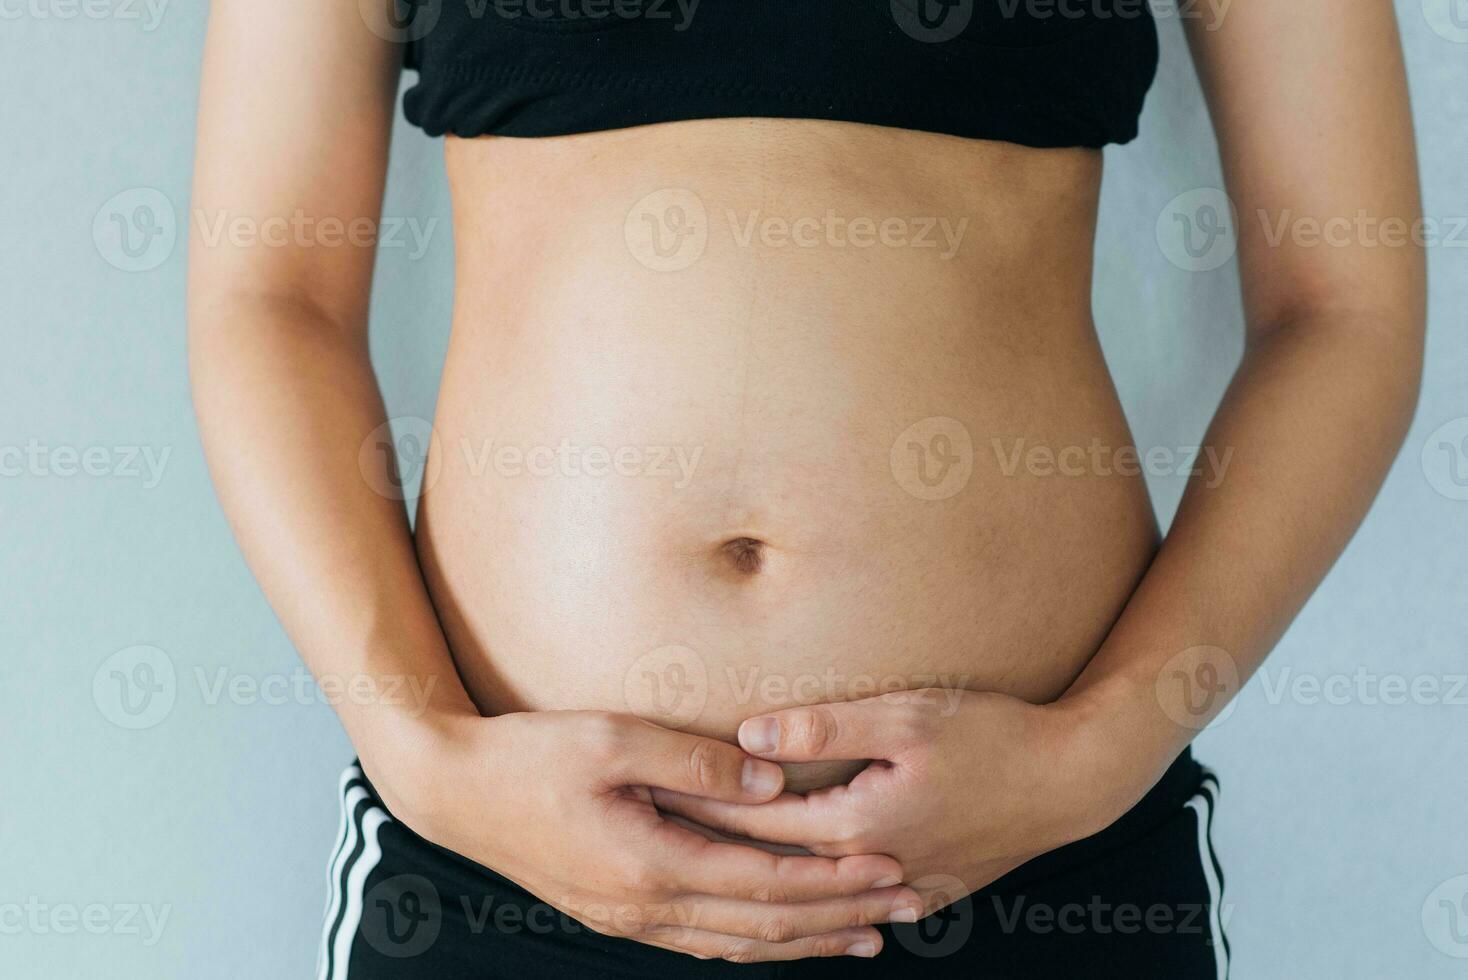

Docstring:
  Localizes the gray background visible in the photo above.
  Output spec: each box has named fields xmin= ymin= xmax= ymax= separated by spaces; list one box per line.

xmin=2 ymin=2 xmax=1465 ymax=977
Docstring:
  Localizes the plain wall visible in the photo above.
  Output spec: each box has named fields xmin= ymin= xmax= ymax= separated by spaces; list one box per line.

xmin=2 ymin=2 xmax=1464 ymax=977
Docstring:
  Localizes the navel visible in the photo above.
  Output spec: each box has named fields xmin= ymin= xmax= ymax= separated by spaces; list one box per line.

xmin=718 ymin=536 xmax=766 ymax=575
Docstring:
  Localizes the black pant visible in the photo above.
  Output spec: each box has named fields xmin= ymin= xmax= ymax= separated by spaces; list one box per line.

xmin=318 ymin=750 xmax=1228 ymax=979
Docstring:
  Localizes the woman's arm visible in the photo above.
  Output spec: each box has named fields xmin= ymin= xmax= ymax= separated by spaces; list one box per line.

xmin=651 ymin=0 xmax=1425 ymax=904
xmin=1061 ymin=0 xmax=1426 ymax=803
xmin=189 ymin=1 xmax=918 ymax=961
xmin=187 ymin=0 xmax=478 ymax=808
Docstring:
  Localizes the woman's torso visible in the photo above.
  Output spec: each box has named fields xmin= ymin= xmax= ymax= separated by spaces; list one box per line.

xmin=415 ymin=118 xmax=1158 ymax=790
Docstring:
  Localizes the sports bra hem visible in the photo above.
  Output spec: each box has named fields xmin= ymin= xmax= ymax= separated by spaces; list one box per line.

xmin=406 ymin=61 xmax=1143 ymax=149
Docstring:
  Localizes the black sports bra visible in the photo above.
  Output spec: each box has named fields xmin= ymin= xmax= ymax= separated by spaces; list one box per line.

xmin=401 ymin=1 xmax=1158 ymax=148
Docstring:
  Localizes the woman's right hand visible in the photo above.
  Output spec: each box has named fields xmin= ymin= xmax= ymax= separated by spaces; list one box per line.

xmin=367 ymin=710 xmax=923 ymax=963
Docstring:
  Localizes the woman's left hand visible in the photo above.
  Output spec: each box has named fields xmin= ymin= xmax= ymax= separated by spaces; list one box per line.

xmin=652 ymin=689 xmax=1139 ymax=916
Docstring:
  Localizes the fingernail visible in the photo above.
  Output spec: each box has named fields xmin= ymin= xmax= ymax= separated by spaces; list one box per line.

xmin=845 ymin=941 xmax=878 ymax=958
xmin=741 ymin=759 xmax=781 ymax=797
xmin=739 ymin=717 xmax=780 ymax=754
xmin=889 ymin=904 xmax=921 ymax=924
xmin=871 ymin=875 xmax=902 ymax=889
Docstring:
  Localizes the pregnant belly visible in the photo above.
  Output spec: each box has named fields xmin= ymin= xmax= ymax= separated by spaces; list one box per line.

xmin=414 ymin=120 xmax=1159 ymax=792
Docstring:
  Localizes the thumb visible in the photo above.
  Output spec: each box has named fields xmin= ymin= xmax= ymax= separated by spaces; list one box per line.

xmin=736 ymin=697 xmax=920 ymax=763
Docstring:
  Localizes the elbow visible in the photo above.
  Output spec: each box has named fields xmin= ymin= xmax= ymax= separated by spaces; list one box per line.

xmin=1245 ymin=300 xmax=1426 ymax=453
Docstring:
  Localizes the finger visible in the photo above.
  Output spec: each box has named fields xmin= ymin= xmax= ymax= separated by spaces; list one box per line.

xmin=661 ymin=811 xmax=815 ymax=856
xmin=653 ymin=786 xmax=841 ymax=849
xmin=737 ymin=696 xmax=923 ymax=762
xmin=641 ymin=924 xmax=883 ymax=963
xmin=666 ymin=886 xmax=925 ymax=941
xmin=604 ymin=717 xmax=785 ymax=803
xmin=660 ymin=826 xmax=903 ymax=902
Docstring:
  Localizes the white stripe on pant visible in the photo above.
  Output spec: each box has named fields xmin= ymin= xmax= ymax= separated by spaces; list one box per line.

xmin=319 ymin=765 xmax=392 ymax=980
xmin=1184 ymin=776 xmax=1228 ymax=980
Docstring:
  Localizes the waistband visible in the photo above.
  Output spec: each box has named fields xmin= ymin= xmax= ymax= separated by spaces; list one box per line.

xmin=350 ymin=745 xmax=1203 ymax=895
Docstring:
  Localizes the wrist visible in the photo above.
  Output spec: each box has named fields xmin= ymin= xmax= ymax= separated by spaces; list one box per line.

xmin=1044 ymin=678 xmax=1184 ymax=839
xmin=350 ymin=699 xmax=488 ymax=827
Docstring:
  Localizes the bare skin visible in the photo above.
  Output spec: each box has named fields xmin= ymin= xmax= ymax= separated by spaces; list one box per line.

xmin=420 ymin=120 xmax=1155 ymax=794
xmin=189 ymin=0 xmax=1422 ymax=963
xmin=657 ymin=0 xmax=1426 ymax=912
